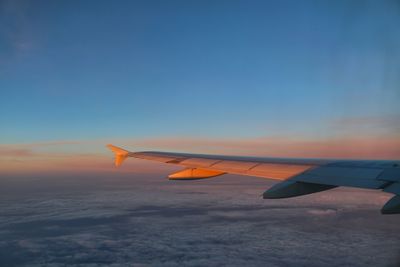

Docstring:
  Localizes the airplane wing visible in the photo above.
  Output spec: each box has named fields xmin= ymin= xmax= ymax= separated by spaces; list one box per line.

xmin=107 ymin=144 xmax=400 ymax=214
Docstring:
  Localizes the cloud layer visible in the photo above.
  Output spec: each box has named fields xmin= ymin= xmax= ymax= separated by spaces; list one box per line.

xmin=0 ymin=174 xmax=398 ymax=267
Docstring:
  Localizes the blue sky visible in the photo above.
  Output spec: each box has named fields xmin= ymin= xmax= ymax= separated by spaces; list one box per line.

xmin=1 ymin=0 xmax=399 ymax=144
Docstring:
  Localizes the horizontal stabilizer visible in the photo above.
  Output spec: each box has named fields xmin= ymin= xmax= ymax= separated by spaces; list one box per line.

xmin=263 ymin=180 xmax=337 ymax=199
xmin=168 ymin=168 xmax=225 ymax=180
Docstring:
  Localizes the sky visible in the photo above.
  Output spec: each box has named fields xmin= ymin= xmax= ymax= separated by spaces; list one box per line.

xmin=0 ymin=2 xmax=399 ymax=266
xmin=0 ymin=0 xmax=400 ymax=175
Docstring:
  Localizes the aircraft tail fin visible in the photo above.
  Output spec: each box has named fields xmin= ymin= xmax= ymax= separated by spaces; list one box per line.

xmin=107 ymin=144 xmax=130 ymax=167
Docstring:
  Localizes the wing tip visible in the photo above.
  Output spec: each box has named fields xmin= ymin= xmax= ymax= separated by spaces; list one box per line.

xmin=106 ymin=144 xmax=130 ymax=167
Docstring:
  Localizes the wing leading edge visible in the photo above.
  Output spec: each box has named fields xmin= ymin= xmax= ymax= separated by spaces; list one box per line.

xmin=107 ymin=144 xmax=400 ymax=214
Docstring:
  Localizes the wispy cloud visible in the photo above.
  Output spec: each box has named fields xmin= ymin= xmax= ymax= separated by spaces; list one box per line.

xmin=0 ymin=147 xmax=34 ymax=157
xmin=0 ymin=141 xmax=172 ymax=176
xmin=1 ymin=121 xmax=399 ymax=176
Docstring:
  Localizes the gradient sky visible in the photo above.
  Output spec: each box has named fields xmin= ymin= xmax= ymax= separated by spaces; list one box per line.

xmin=1 ymin=0 xmax=400 ymax=174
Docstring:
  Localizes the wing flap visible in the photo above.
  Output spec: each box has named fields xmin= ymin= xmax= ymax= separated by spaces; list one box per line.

xmin=180 ymin=158 xmax=222 ymax=168
xmin=247 ymin=163 xmax=313 ymax=180
xmin=210 ymin=160 xmax=259 ymax=174
xmin=305 ymin=166 xmax=383 ymax=180
xmin=293 ymin=166 xmax=387 ymax=189
xmin=292 ymin=173 xmax=387 ymax=189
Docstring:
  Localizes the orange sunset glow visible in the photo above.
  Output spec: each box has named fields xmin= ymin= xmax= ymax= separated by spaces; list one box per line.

xmin=1 ymin=134 xmax=399 ymax=176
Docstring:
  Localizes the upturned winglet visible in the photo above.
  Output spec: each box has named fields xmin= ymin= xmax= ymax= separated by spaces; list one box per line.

xmin=106 ymin=144 xmax=130 ymax=167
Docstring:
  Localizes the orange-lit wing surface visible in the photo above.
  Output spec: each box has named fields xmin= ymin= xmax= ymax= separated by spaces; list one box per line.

xmin=107 ymin=144 xmax=400 ymax=214
xmin=168 ymin=168 xmax=225 ymax=180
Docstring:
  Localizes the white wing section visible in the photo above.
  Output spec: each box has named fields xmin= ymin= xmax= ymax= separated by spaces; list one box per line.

xmin=126 ymin=150 xmax=319 ymax=180
xmin=107 ymin=144 xmax=400 ymax=214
